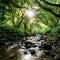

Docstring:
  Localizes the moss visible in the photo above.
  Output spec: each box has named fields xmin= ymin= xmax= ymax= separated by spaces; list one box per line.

xmin=42 ymin=42 xmax=52 ymax=50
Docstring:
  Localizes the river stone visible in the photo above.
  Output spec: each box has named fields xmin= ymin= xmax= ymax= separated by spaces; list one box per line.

xmin=29 ymin=50 xmax=35 ymax=55
xmin=24 ymin=51 xmax=27 ymax=54
xmin=40 ymin=35 xmax=43 ymax=40
xmin=9 ymin=53 xmax=15 ymax=58
xmin=32 ymin=44 xmax=37 ymax=47
xmin=54 ymin=41 xmax=57 ymax=44
xmin=39 ymin=48 xmax=42 ymax=50
xmin=42 ymin=44 xmax=52 ymax=50
xmin=44 ymin=50 xmax=50 ymax=56
xmin=37 ymin=39 xmax=41 ymax=41
xmin=38 ymin=46 xmax=42 ymax=50
xmin=50 ymin=53 xmax=55 ymax=57
xmin=39 ymin=46 xmax=42 ymax=48
xmin=25 ymin=44 xmax=32 ymax=49
xmin=54 ymin=54 xmax=60 ymax=60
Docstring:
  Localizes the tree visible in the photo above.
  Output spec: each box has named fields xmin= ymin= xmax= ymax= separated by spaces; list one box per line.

xmin=35 ymin=0 xmax=60 ymax=18
xmin=0 ymin=0 xmax=60 ymax=37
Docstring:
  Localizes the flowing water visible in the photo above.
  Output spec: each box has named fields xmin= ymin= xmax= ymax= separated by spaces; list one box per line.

xmin=1 ymin=35 xmax=44 ymax=60
xmin=17 ymin=47 xmax=43 ymax=60
xmin=16 ymin=35 xmax=44 ymax=60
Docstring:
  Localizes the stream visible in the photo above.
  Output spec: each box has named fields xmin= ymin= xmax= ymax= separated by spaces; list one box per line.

xmin=0 ymin=34 xmax=59 ymax=60
xmin=7 ymin=35 xmax=44 ymax=60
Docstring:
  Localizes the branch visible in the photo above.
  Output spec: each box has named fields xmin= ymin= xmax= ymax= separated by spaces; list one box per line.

xmin=17 ymin=16 xmax=25 ymax=28
xmin=17 ymin=9 xmax=26 ymax=28
xmin=41 ymin=0 xmax=60 ymax=8
xmin=12 ymin=12 xmax=15 ymax=25
xmin=2 ymin=0 xmax=27 ymax=8
xmin=35 ymin=0 xmax=60 ymax=18
xmin=11 ymin=2 xmax=27 ymax=8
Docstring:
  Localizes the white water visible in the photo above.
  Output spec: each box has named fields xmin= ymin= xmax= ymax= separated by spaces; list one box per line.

xmin=8 ymin=35 xmax=44 ymax=60
xmin=17 ymin=47 xmax=44 ymax=60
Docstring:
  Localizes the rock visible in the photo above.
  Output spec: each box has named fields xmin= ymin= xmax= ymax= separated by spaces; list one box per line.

xmin=29 ymin=50 xmax=35 ymax=55
xmin=25 ymin=45 xmax=31 ymax=49
xmin=9 ymin=53 xmax=15 ymax=58
xmin=54 ymin=41 xmax=57 ymax=44
xmin=37 ymin=39 xmax=41 ymax=41
xmin=21 ymin=46 xmax=26 ymax=49
xmin=39 ymin=46 xmax=42 ymax=48
xmin=24 ymin=41 xmax=33 ymax=49
xmin=44 ymin=50 xmax=50 ymax=56
xmin=50 ymin=42 xmax=53 ymax=46
xmin=39 ymin=48 xmax=42 ymax=50
xmin=32 ymin=44 xmax=37 ymax=47
xmin=43 ymin=58 xmax=47 ymax=60
xmin=0 ymin=41 xmax=5 ymax=46
xmin=42 ymin=43 xmax=52 ymax=50
xmin=50 ymin=53 xmax=55 ymax=57
xmin=54 ymin=54 xmax=60 ymax=60
xmin=38 ymin=46 xmax=42 ymax=50
xmin=24 ymin=51 xmax=27 ymax=54
xmin=16 ymin=40 xmax=19 ymax=44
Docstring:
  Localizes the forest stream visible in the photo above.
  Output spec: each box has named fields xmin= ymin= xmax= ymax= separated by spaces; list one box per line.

xmin=0 ymin=0 xmax=60 ymax=60
xmin=0 ymin=34 xmax=60 ymax=60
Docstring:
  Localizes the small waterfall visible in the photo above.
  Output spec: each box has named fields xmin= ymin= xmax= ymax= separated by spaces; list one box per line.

xmin=17 ymin=48 xmax=37 ymax=60
xmin=21 ymin=54 xmax=35 ymax=60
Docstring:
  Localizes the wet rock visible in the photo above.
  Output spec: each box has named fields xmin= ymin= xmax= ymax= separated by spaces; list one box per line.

xmin=39 ymin=45 xmax=42 ymax=48
xmin=15 ymin=40 xmax=19 ymax=44
xmin=42 ymin=43 xmax=52 ymax=50
xmin=29 ymin=50 xmax=35 ymax=55
xmin=54 ymin=41 xmax=57 ymax=44
xmin=40 ymin=35 xmax=44 ymax=40
xmin=39 ymin=48 xmax=42 ymax=50
xmin=24 ymin=51 xmax=27 ymax=54
xmin=0 ymin=41 xmax=5 ymax=46
xmin=21 ymin=46 xmax=26 ymax=49
xmin=37 ymin=39 xmax=41 ymax=41
xmin=24 ymin=41 xmax=33 ymax=49
xmin=9 ymin=53 xmax=15 ymax=58
xmin=38 ymin=46 xmax=42 ymax=50
xmin=50 ymin=42 xmax=53 ymax=46
xmin=54 ymin=54 xmax=60 ymax=60
xmin=25 ymin=45 xmax=31 ymax=49
xmin=44 ymin=50 xmax=50 ymax=56
xmin=32 ymin=44 xmax=37 ymax=47
xmin=4 ymin=41 xmax=11 ymax=46
xmin=50 ymin=53 xmax=55 ymax=57
xmin=52 ymin=44 xmax=57 ymax=50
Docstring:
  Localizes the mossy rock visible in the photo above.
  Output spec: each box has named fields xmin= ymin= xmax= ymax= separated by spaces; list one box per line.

xmin=9 ymin=53 xmax=15 ymax=58
xmin=42 ymin=42 xmax=52 ymax=50
xmin=24 ymin=41 xmax=33 ymax=45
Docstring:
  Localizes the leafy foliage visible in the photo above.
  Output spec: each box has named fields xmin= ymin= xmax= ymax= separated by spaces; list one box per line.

xmin=0 ymin=0 xmax=60 ymax=40
xmin=51 ymin=25 xmax=60 ymax=37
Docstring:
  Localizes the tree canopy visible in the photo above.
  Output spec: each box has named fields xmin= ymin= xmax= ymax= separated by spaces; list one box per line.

xmin=0 ymin=0 xmax=60 ymax=38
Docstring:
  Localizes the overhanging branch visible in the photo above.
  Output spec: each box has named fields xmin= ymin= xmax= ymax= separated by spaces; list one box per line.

xmin=35 ymin=0 xmax=60 ymax=18
xmin=17 ymin=16 xmax=25 ymax=28
xmin=41 ymin=0 xmax=60 ymax=8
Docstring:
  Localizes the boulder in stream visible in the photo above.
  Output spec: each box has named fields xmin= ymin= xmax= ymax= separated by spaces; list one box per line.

xmin=29 ymin=50 xmax=35 ymax=55
xmin=54 ymin=54 xmax=60 ymax=60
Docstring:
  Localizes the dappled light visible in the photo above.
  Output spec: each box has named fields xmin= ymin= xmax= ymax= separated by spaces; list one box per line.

xmin=25 ymin=8 xmax=36 ymax=19
xmin=0 ymin=0 xmax=60 ymax=60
